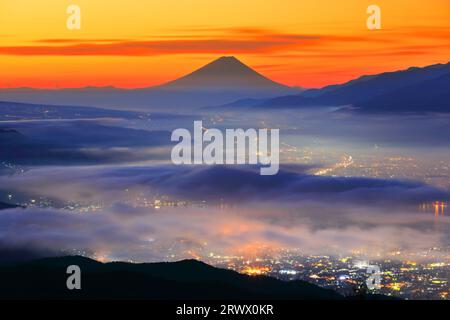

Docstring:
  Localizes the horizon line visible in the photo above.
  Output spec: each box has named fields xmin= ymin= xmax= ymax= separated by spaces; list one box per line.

xmin=0 ymin=58 xmax=448 ymax=91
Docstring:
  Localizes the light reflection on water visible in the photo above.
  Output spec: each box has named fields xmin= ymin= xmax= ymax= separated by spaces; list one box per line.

xmin=420 ymin=201 xmax=447 ymax=217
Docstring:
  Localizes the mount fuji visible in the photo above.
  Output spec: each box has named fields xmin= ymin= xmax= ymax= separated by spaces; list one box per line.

xmin=0 ymin=57 xmax=296 ymax=110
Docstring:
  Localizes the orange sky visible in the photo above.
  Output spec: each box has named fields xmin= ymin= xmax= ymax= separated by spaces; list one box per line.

xmin=0 ymin=0 xmax=449 ymax=88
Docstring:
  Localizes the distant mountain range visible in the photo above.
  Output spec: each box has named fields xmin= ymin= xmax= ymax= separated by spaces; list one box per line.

xmin=0 ymin=255 xmax=395 ymax=300
xmin=1 ymin=58 xmax=448 ymax=113
xmin=353 ymin=72 xmax=450 ymax=113
xmin=0 ymin=57 xmax=296 ymax=111
xmin=233 ymin=62 xmax=450 ymax=113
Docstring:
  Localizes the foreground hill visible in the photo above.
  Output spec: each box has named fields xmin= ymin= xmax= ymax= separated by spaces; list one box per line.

xmin=0 ymin=256 xmax=344 ymax=300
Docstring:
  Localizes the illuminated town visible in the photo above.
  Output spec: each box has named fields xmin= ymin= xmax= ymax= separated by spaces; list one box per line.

xmin=279 ymin=142 xmax=450 ymax=190
xmin=170 ymin=245 xmax=449 ymax=300
xmin=61 ymin=237 xmax=448 ymax=300
xmin=2 ymin=183 xmax=448 ymax=301
xmin=1 ymin=145 xmax=448 ymax=301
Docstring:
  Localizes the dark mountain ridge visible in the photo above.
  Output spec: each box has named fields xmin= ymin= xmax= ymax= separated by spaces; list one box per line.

xmin=352 ymin=72 xmax=450 ymax=113
xmin=0 ymin=255 xmax=397 ymax=300
xmin=0 ymin=255 xmax=342 ymax=300
xmin=251 ymin=61 xmax=450 ymax=112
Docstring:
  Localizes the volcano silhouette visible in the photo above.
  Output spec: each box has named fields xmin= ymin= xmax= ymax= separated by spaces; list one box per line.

xmin=0 ymin=56 xmax=295 ymax=109
xmin=163 ymin=56 xmax=290 ymax=92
